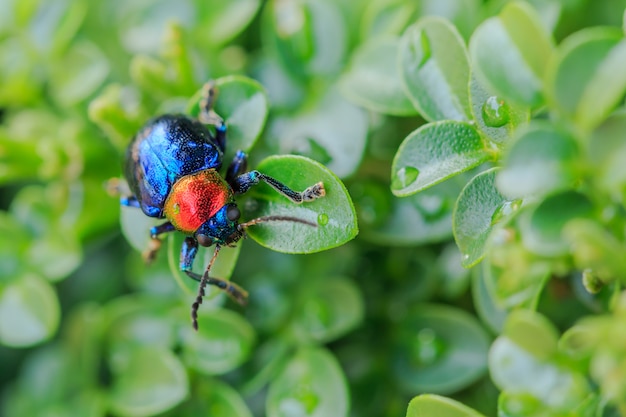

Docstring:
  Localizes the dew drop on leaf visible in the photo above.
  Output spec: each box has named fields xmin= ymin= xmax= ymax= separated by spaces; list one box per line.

xmin=481 ymin=96 xmax=510 ymax=127
xmin=412 ymin=328 xmax=446 ymax=366
xmin=317 ymin=213 xmax=329 ymax=226
xmin=279 ymin=383 xmax=320 ymax=416
xmin=490 ymin=199 xmax=522 ymax=226
xmin=391 ymin=166 xmax=420 ymax=191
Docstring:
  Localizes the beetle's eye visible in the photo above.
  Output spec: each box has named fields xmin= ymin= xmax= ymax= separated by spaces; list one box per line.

xmin=197 ymin=234 xmax=213 ymax=247
xmin=226 ymin=205 xmax=240 ymax=222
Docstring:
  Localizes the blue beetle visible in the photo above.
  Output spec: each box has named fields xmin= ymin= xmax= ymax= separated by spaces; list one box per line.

xmin=120 ymin=82 xmax=325 ymax=329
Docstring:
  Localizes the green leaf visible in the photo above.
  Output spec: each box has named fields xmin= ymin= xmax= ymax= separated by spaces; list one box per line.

xmin=545 ymin=27 xmax=626 ymax=132
xmin=241 ymin=338 xmax=292 ymax=396
xmin=187 ymin=76 xmax=269 ymax=161
xmin=27 ymin=228 xmax=82 ymax=282
xmin=263 ymin=0 xmax=346 ymax=78
xmin=289 ymin=276 xmax=364 ymax=344
xmin=453 ymin=168 xmax=516 ymax=268
xmin=589 ymin=110 xmax=626 ymax=193
xmin=564 ymin=219 xmax=626 ymax=285
xmin=0 ymin=274 xmax=60 ymax=347
xmin=502 ymin=310 xmax=559 ymax=361
xmin=496 ymin=122 xmax=580 ymax=199
xmin=180 ymin=308 xmax=256 ymax=375
xmin=419 ymin=0 xmax=482 ymax=40
xmin=267 ymin=347 xmax=349 ymax=417
xmin=399 ymin=17 xmax=471 ymax=122
xmin=339 ymin=37 xmax=418 ymax=116
xmin=120 ymin=204 xmax=161 ymax=254
xmin=88 ymin=84 xmax=147 ymax=151
xmin=105 ymin=296 xmax=177 ymax=352
xmin=109 ymin=346 xmax=188 ymax=417
xmin=469 ymin=2 xmax=553 ymax=107
xmin=359 ymin=176 xmax=464 ymax=245
xmin=483 ymin=253 xmax=550 ymax=311
xmin=195 ymin=0 xmax=261 ymax=46
xmin=270 ymin=88 xmax=367 ymax=178
xmin=392 ymin=304 xmax=490 ymax=394
xmin=472 ymin=266 xmax=507 ymax=334
xmin=490 ymin=315 xmax=591 ymax=410
xmin=469 ymin=75 xmax=530 ymax=144
xmin=168 ymin=234 xmax=242 ymax=299
xmin=406 ymin=394 xmax=486 ymax=417
xmin=244 ymin=155 xmax=358 ymax=253
xmin=50 ymin=40 xmax=109 ymax=107
xmin=360 ymin=0 xmax=417 ymax=39
xmin=391 ymin=121 xmax=488 ymax=196
xmin=189 ymin=379 xmax=253 ymax=417
xmin=520 ymin=191 xmax=594 ymax=257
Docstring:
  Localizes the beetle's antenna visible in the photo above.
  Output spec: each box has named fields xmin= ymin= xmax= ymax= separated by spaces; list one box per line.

xmin=191 ymin=244 xmax=221 ymax=331
xmin=239 ymin=215 xmax=318 ymax=230
xmin=198 ymin=81 xmax=223 ymax=126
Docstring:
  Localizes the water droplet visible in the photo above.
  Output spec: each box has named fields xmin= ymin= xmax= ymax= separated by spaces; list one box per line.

xmin=317 ymin=213 xmax=329 ymax=226
xmin=412 ymin=328 xmax=446 ymax=366
xmin=482 ymin=96 xmax=510 ymax=127
xmin=491 ymin=199 xmax=523 ymax=225
xmin=279 ymin=384 xmax=320 ymax=416
xmin=392 ymin=166 xmax=420 ymax=191
xmin=172 ymin=203 xmax=180 ymax=215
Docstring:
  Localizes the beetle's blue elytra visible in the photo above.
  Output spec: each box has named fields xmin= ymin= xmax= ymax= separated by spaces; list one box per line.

xmin=119 ymin=81 xmax=326 ymax=330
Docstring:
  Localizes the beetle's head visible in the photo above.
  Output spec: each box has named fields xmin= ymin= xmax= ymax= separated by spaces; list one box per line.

xmin=195 ymin=203 xmax=242 ymax=246
xmin=196 ymin=202 xmax=321 ymax=247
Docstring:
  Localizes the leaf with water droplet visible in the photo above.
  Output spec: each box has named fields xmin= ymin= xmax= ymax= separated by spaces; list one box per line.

xmin=289 ymin=276 xmax=363 ymax=344
xmin=358 ymin=177 xmax=464 ymax=246
xmin=453 ymin=168 xmax=514 ymax=268
xmin=316 ymin=213 xmax=329 ymax=226
xmin=491 ymin=200 xmax=522 ymax=226
xmin=399 ymin=17 xmax=472 ymax=121
xmin=482 ymin=96 xmax=509 ymax=127
xmin=469 ymin=2 xmax=553 ymax=108
xmin=391 ymin=166 xmax=420 ymax=191
xmin=267 ymin=347 xmax=349 ymax=417
xmin=469 ymin=74 xmax=530 ymax=144
xmin=393 ymin=304 xmax=490 ymax=394
xmin=179 ymin=308 xmax=256 ymax=375
xmin=244 ymin=155 xmax=358 ymax=253
xmin=391 ymin=120 xmax=488 ymax=196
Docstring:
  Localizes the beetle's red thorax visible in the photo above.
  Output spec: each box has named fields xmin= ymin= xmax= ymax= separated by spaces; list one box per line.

xmin=164 ymin=169 xmax=233 ymax=233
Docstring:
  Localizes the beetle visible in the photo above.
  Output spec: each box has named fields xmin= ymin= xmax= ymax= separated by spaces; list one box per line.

xmin=119 ymin=82 xmax=325 ymax=329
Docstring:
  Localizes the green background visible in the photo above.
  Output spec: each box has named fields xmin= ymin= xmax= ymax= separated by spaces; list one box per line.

xmin=2 ymin=0 xmax=626 ymax=416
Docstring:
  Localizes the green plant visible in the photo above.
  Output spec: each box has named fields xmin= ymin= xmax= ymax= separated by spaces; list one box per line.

xmin=2 ymin=0 xmax=626 ymax=416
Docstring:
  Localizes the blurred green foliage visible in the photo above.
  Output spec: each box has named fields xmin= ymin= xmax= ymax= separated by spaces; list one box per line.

xmin=2 ymin=0 xmax=626 ymax=416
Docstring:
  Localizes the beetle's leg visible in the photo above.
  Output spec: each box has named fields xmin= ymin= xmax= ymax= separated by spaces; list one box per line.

xmin=231 ymin=171 xmax=326 ymax=203
xmin=226 ymin=150 xmax=248 ymax=184
xmin=180 ymin=237 xmax=248 ymax=305
xmin=120 ymin=195 xmax=140 ymax=208
xmin=198 ymin=81 xmax=227 ymax=152
xmin=143 ymin=222 xmax=176 ymax=263
xmin=106 ymin=178 xmax=141 ymax=208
